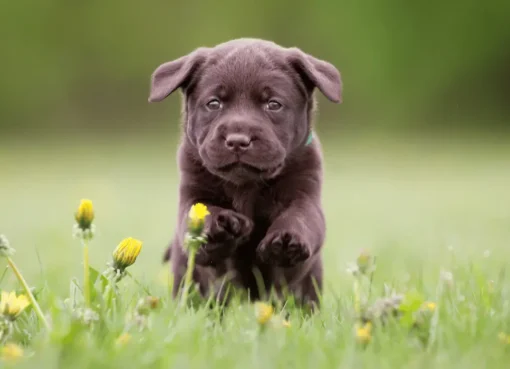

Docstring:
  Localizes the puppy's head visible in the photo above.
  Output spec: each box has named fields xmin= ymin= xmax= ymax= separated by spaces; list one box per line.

xmin=149 ymin=39 xmax=342 ymax=184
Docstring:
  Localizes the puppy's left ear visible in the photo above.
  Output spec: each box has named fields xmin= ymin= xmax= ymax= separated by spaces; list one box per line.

xmin=287 ymin=48 xmax=343 ymax=103
xmin=148 ymin=47 xmax=209 ymax=103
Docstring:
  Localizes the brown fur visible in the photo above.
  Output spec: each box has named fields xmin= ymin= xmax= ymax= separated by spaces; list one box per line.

xmin=149 ymin=39 xmax=342 ymax=306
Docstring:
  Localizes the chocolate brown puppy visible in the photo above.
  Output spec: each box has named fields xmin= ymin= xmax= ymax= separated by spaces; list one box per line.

xmin=149 ymin=39 xmax=342 ymax=306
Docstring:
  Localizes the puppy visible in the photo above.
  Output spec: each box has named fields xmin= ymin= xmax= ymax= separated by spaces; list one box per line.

xmin=149 ymin=39 xmax=342 ymax=306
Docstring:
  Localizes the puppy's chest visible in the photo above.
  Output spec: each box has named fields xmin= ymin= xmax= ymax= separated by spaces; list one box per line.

xmin=226 ymin=185 xmax=281 ymax=222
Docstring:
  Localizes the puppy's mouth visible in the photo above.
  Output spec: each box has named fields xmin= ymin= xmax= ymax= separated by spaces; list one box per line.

xmin=217 ymin=162 xmax=264 ymax=174
xmin=214 ymin=161 xmax=284 ymax=179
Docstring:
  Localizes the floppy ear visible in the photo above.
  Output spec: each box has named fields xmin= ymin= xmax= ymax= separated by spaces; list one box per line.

xmin=287 ymin=48 xmax=343 ymax=103
xmin=148 ymin=48 xmax=209 ymax=103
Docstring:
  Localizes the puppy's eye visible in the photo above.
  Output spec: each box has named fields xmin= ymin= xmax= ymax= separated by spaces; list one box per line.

xmin=266 ymin=100 xmax=282 ymax=111
xmin=206 ymin=99 xmax=222 ymax=111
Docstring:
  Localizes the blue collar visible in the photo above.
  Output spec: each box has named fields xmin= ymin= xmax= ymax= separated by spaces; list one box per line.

xmin=305 ymin=131 xmax=314 ymax=146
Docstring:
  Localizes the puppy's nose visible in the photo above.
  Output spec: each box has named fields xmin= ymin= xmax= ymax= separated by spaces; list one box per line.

xmin=225 ymin=133 xmax=252 ymax=151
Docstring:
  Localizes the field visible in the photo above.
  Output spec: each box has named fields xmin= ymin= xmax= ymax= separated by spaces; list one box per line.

xmin=1 ymin=131 xmax=510 ymax=368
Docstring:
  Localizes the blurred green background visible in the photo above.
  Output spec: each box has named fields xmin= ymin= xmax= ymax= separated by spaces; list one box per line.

xmin=2 ymin=0 xmax=510 ymax=135
xmin=1 ymin=1 xmax=509 ymax=294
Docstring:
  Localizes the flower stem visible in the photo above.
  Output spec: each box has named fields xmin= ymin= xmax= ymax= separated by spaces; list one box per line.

xmin=367 ymin=256 xmax=376 ymax=301
xmin=125 ymin=270 xmax=152 ymax=295
xmin=101 ymin=270 xmax=117 ymax=310
xmin=83 ymin=240 xmax=91 ymax=307
xmin=353 ymin=277 xmax=361 ymax=316
xmin=7 ymin=257 xmax=50 ymax=330
xmin=179 ymin=248 xmax=197 ymax=308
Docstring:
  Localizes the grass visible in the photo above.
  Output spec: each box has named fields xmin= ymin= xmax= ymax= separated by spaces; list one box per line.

xmin=1 ymin=131 xmax=510 ymax=368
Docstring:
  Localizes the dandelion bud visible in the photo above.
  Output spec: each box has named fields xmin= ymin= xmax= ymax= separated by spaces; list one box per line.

xmin=135 ymin=296 xmax=160 ymax=316
xmin=0 ymin=292 xmax=30 ymax=320
xmin=0 ymin=318 xmax=14 ymax=344
xmin=75 ymin=199 xmax=94 ymax=230
xmin=146 ymin=296 xmax=160 ymax=310
xmin=356 ymin=249 xmax=373 ymax=274
xmin=255 ymin=302 xmax=274 ymax=325
xmin=0 ymin=235 xmax=15 ymax=258
xmin=112 ymin=237 xmax=143 ymax=272
xmin=1 ymin=343 xmax=23 ymax=362
xmin=187 ymin=203 xmax=210 ymax=235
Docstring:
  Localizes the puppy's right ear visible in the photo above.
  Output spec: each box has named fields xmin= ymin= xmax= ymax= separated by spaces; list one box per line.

xmin=148 ymin=48 xmax=209 ymax=103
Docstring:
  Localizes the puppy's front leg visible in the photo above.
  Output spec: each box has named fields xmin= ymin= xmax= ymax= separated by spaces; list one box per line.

xmin=256 ymin=198 xmax=325 ymax=268
xmin=193 ymin=205 xmax=253 ymax=266
xmin=256 ymin=198 xmax=325 ymax=307
xmin=171 ymin=202 xmax=253 ymax=299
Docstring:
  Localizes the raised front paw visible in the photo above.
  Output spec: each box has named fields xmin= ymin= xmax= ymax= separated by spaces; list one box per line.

xmin=195 ymin=209 xmax=253 ymax=265
xmin=256 ymin=230 xmax=311 ymax=267
xmin=207 ymin=209 xmax=253 ymax=244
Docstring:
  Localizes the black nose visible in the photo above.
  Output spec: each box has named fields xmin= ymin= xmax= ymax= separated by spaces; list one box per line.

xmin=225 ymin=133 xmax=252 ymax=151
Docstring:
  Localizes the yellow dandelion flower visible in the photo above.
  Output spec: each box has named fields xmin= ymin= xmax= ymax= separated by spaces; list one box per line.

xmin=75 ymin=199 xmax=94 ymax=230
xmin=112 ymin=237 xmax=143 ymax=271
xmin=423 ymin=301 xmax=437 ymax=312
xmin=0 ymin=291 xmax=30 ymax=319
xmin=255 ymin=302 xmax=274 ymax=325
xmin=355 ymin=322 xmax=372 ymax=344
xmin=188 ymin=203 xmax=210 ymax=233
xmin=1 ymin=343 xmax=23 ymax=362
xmin=115 ymin=333 xmax=132 ymax=346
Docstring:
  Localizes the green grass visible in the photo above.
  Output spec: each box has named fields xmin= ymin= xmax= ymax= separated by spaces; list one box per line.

xmin=1 ymin=132 xmax=510 ymax=368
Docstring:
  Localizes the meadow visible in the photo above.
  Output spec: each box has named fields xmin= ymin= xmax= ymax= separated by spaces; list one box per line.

xmin=1 ymin=130 xmax=509 ymax=368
